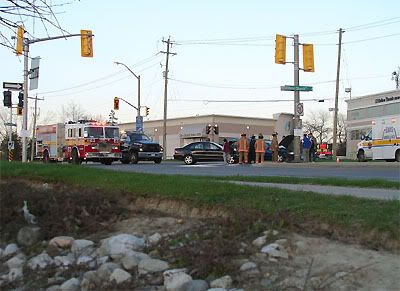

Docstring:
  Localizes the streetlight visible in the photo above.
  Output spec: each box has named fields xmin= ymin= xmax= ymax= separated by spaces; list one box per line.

xmin=114 ymin=61 xmax=141 ymax=118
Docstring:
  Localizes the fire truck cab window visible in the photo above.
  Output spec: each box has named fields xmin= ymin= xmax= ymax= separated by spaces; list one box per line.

xmin=84 ymin=127 xmax=104 ymax=138
xmin=78 ymin=128 xmax=82 ymax=137
xmin=105 ymin=127 xmax=119 ymax=138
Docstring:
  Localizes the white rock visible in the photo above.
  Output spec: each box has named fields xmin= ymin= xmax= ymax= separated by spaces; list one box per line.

xmin=49 ymin=236 xmax=75 ymax=249
xmin=96 ymin=256 xmax=109 ymax=265
xmin=54 ymin=254 xmax=75 ymax=268
xmin=60 ymin=277 xmax=80 ymax=291
xmin=110 ymin=268 xmax=132 ymax=284
xmin=239 ymin=261 xmax=257 ymax=272
xmin=17 ymin=226 xmax=42 ymax=247
xmin=6 ymin=254 xmax=26 ymax=269
xmin=163 ymin=268 xmax=192 ymax=291
xmin=27 ymin=252 xmax=54 ymax=270
xmin=148 ymin=232 xmax=162 ymax=245
xmin=252 ymin=236 xmax=267 ymax=247
xmin=183 ymin=279 xmax=209 ymax=291
xmin=81 ymin=270 xmax=101 ymax=291
xmin=138 ymin=258 xmax=169 ymax=274
xmin=46 ymin=285 xmax=61 ymax=291
xmin=275 ymin=239 xmax=288 ymax=247
xmin=7 ymin=268 xmax=23 ymax=282
xmin=264 ymin=230 xmax=279 ymax=236
xmin=210 ymin=275 xmax=232 ymax=289
xmin=98 ymin=234 xmax=145 ymax=259
xmin=77 ymin=255 xmax=95 ymax=266
xmin=121 ymin=254 xmax=140 ymax=270
xmin=97 ymin=262 xmax=120 ymax=279
xmin=71 ymin=239 xmax=94 ymax=256
xmin=3 ymin=243 xmax=19 ymax=257
xmin=261 ymin=243 xmax=288 ymax=259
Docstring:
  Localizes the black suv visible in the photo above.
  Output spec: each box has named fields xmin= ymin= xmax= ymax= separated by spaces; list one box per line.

xmin=120 ymin=131 xmax=163 ymax=164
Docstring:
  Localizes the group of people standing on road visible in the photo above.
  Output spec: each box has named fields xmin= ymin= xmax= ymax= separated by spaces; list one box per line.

xmin=302 ymin=132 xmax=317 ymax=162
xmin=223 ymin=132 xmax=280 ymax=164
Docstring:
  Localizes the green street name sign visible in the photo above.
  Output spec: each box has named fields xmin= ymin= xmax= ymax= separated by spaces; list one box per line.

xmin=280 ymin=85 xmax=313 ymax=92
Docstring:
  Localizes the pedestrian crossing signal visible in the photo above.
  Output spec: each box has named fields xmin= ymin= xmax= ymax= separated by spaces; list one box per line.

xmin=17 ymin=106 xmax=23 ymax=116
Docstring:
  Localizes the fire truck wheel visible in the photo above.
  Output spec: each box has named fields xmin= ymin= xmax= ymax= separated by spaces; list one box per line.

xmin=154 ymin=158 xmax=162 ymax=164
xmin=71 ymin=149 xmax=81 ymax=165
xmin=43 ymin=150 xmax=49 ymax=163
xmin=130 ymin=152 xmax=139 ymax=164
xmin=103 ymin=159 xmax=113 ymax=165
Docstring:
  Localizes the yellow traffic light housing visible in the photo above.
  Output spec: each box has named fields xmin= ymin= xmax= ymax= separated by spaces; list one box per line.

xmin=303 ymin=44 xmax=315 ymax=72
xmin=80 ymin=30 xmax=93 ymax=57
xmin=17 ymin=106 xmax=23 ymax=116
xmin=114 ymin=97 xmax=119 ymax=110
xmin=275 ymin=34 xmax=286 ymax=64
xmin=16 ymin=26 xmax=24 ymax=55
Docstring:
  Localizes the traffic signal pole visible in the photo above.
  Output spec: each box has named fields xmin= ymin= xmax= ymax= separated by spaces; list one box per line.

xmin=20 ymin=32 xmax=90 ymax=162
xmin=293 ymin=34 xmax=301 ymax=163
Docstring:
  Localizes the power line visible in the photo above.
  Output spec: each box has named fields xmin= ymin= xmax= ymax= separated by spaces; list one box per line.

xmin=168 ymin=98 xmax=329 ymax=103
xmin=38 ymin=53 xmax=161 ymax=95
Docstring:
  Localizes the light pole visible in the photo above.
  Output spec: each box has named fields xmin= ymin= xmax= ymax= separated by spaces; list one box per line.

xmin=114 ymin=61 xmax=141 ymax=118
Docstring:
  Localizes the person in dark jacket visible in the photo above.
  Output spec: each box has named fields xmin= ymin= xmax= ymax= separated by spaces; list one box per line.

xmin=223 ymin=138 xmax=231 ymax=164
xmin=248 ymin=135 xmax=256 ymax=164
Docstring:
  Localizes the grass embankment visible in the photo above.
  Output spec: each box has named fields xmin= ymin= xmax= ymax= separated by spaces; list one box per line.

xmin=1 ymin=162 xmax=399 ymax=248
xmin=218 ymin=175 xmax=400 ymax=189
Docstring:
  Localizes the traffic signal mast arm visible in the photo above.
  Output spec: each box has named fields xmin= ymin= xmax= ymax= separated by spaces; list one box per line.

xmin=117 ymin=97 xmax=139 ymax=111
xmin=26 ymin=32 xmax=93 ymax=45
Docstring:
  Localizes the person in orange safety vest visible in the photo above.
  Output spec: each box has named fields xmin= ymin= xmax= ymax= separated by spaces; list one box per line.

xmin=238 ymin=133 xmax=249 ymax=164
xmin=255 ymin=134 xmax=265 ymax=163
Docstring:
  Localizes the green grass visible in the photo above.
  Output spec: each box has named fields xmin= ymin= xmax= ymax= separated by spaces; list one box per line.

xmin=217 ymin=175 xmax=400 ymax=189
xmin=1 ymin=161 xmax=399 ymax=240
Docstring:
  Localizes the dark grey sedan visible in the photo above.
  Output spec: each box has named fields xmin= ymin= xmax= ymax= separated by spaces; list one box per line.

xmin=173 ymin=141 xmax=224 ymax=165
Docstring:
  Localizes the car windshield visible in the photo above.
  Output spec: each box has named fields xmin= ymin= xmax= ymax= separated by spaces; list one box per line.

xmin=84 ymin=127 xmax=103 ymax=138
xmin=128 ymin=133 xmax=151 ymax=141
xmin=105 ymin=127 xmax=119 ymax=138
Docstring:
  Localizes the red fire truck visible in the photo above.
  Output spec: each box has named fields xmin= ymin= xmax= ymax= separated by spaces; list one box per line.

xmin=35 ymin=120 xmax=121 ymax=165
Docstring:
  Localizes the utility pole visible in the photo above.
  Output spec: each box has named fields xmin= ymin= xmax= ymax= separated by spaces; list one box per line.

xmin=160 ymin=37 xmax=176 ymax=159
xmin=293 ymin=34 xmax=301 ymax=163
xmin=30 ymin=95 xmax=44 ymax=161
xmin=333 ymin=28 xmax=344 ymax=159
xmin=8 ymin=103 xmax=13 ymax=161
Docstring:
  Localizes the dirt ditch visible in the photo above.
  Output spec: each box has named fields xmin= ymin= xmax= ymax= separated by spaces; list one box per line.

xmin=0 ymin=178 xmax=399 ymax=290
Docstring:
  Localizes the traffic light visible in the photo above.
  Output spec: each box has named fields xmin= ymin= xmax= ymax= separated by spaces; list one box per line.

xmin=275 ymin=34 xmax=286 ymax=64
xmin=114 ymin=97 xmax=119 ymax=110
xmin=17 ymin=106 xmax=23 ymax=116
xmin=18 ymin=92 xmax=24 ymax=107
xmin=145 ymin=106 xmax=150 ymax=116
xmin=303 ymin=44 xmax=315 ymax=72
xmin=206 ymin=125 xmax=211 ymax=134
xmin=80 ymin=29 xmax=93 ymax=58
xmin=213 ymin=125 xmax=219 ymax=134
xmin=3 ymin=91 xmax=12 ymax=107
xmin=16 ymin=25 xmax=24 ymax=55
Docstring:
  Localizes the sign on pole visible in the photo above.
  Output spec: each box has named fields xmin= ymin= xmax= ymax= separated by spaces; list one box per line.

xmin=280 ymin=85 xmax=313 ymax=92
xmin=136 ymin=116 xmax=143 ymax=132
xmin=296 ymin=102 xmax=304 ymax=116
xmin=29 ymin=56 xmax=40 ymax=90
xmin=3 ymin=82 xmax=23 ymax=91
xmin=8 ymin=141 xmax=15 ymax=150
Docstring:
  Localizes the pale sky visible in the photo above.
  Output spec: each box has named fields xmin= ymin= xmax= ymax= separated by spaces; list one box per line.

xmin=1 ymin=0 xmax=399 ymax=126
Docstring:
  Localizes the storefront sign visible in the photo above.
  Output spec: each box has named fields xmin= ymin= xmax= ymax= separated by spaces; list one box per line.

xmin=375 ymin=95 xmax=400 ymax=104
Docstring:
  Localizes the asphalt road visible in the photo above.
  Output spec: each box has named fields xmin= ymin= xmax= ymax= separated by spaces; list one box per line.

xmin=87 ymin=161 xmax=400 ymax=181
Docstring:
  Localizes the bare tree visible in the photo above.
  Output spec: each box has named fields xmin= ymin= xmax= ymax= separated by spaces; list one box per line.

xmin=337 ymin=113 xmax=347 ymax=144
xmin=304 ymin=111 xmax=331 ymax=144
xmin=59 ymin=101 xmax=86 ymax=122
xmin=0 ymin=0 xmax=75 ymax=52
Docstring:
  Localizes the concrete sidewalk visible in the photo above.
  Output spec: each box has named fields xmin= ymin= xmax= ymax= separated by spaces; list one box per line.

xmin=227 ymin=181 xmax=400 ymax=201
